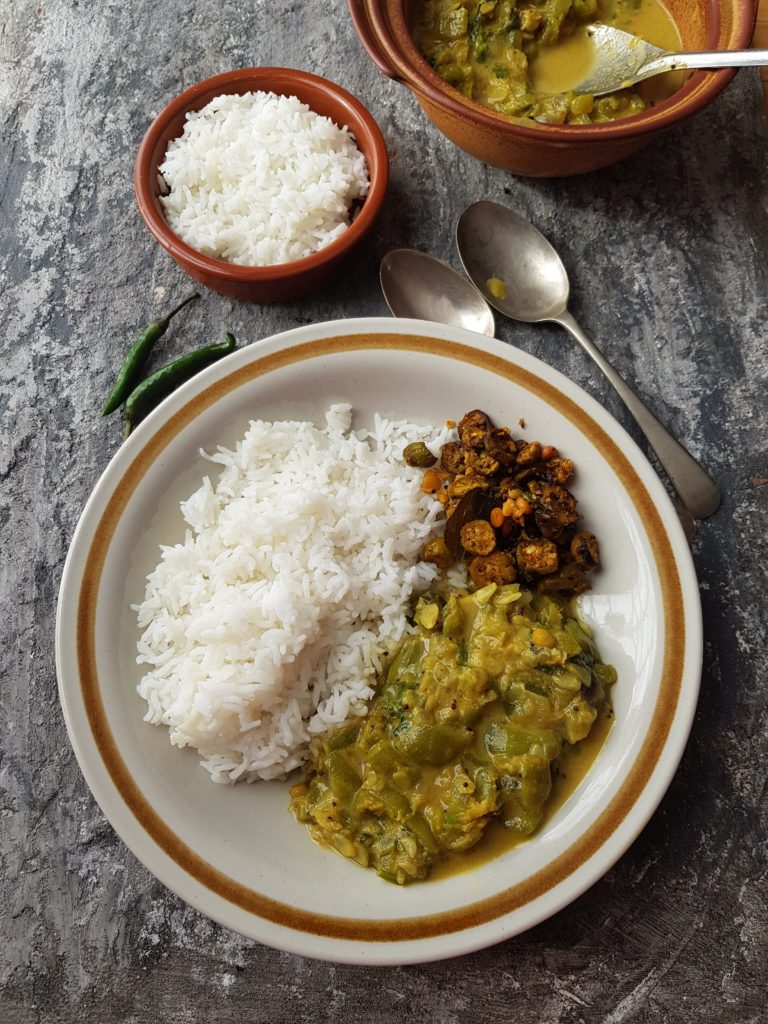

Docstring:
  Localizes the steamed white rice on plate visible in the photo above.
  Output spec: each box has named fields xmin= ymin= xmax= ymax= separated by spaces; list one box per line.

xmin=158 ymin=91 xmax=370 ymax=267
xmin=135 ymin=405 xmax=454 ymax=783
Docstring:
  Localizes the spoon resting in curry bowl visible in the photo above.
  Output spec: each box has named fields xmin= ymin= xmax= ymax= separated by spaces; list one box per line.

xmin=574 ymin=24 xmax=768 ymax=97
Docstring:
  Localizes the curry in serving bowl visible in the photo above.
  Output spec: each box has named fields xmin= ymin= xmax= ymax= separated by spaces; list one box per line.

xmin=349 ymin=0 xmax=755 ymax=175
xmin=412 ymin=0 xmax=683 ymax=125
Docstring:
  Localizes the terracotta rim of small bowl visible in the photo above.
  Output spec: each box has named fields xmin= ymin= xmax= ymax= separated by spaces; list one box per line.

xmin=350 ymin=0 xmax=757 ymax=142
xmin=134 ymin=67 xmax=389 ymax=282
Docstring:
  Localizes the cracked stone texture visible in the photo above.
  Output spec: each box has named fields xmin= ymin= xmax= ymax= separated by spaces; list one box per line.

xmin=1 ymin=1 xmax=767 ymax=1021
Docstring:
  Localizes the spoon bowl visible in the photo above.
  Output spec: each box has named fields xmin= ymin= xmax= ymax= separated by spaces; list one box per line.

xmin=456 ymin=201 xmax=720 ymax=520
xmin=576 ymin=24 xmax=768 ymax=98
xmin=380 ymin=249 xmax=495 ymax=337
xmin=457 ymin=204 xmax=569 ymax=323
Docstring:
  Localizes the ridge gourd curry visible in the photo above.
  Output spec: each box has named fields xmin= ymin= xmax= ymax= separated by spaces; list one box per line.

xmin=412 ymin=0 xmax=683 ymax=124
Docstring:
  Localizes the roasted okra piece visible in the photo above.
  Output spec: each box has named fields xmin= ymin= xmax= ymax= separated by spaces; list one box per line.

xmin=403 ymin=441 xmax=437 ymax=468
xmin=423 ymin=537 xmax=454 ymax=571
xmin=469 ymin=551 xmax=517 ymax=588
xmin=460 ymin=519 xmax=497 ymax=556
xmin=516 ymin=538 xmax=559 ymax=576
xmin=457 ymin=409 xmax=492 ymax=449
xmin=570 ymin=531 xmax=600 ymax=571
xmin=484 ymin=427 xmax=518 ymax=466
xmin=440 ymin=441 xmax=468 ymax=474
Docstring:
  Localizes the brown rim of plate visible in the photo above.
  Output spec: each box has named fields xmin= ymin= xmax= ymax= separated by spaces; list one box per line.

xmin=76 ymin=333 xmax=685 ymax=943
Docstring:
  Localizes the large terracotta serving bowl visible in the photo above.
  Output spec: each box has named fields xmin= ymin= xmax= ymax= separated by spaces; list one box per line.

xmin=349 ymin=0 xmax=757 ymax=176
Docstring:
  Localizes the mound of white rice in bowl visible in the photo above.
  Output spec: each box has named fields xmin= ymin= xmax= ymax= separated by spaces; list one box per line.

xmin=135 ymin=405 xmax=455 ymax=783
xmin=158 ymin=91 xmax=370 ymax=267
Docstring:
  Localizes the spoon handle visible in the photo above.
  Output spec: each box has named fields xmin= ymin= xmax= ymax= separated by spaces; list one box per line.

xmin=554 ymin=310 xmax=721 ymax=520
xmin=642 ymin=48 xmax=768 ymax=76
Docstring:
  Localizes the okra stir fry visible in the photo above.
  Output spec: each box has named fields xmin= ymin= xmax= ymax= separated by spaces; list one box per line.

xmin=417 ymin=408 xmax=600 ymax=595
xmin=291 ymin=409 xmax=616 ymax=884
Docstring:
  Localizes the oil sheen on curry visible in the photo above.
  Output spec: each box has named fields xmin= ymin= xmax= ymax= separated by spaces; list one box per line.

xmin=412 ymin=0 xmax=682 ymax=125
xmin=291 ymin=409 xmax=617 ymax=885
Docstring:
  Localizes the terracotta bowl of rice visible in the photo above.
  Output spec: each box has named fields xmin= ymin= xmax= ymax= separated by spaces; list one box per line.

xmin=134 ymin=68 xmax=389 ymax=302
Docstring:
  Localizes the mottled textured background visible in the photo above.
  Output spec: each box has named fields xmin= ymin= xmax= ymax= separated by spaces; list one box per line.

xmin=1 ymin=1 xmax=767 ymax=1021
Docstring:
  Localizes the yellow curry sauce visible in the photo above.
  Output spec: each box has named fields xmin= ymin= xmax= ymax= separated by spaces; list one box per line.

xmin=432 ymin=701 xmax=613 ymax=878
xmin=412 ymin=0 xmax=683 ymax=125
xmin=291 ymin=583 xmax=616 ymax=884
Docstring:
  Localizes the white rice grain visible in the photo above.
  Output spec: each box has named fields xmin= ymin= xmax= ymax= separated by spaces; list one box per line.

xmin=135 ymin=405 xmax=454 ymax=783
xmin=158 ymin=92 xmax=370 ymax=267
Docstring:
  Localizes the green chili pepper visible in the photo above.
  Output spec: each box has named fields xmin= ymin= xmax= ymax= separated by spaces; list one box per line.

xmin=123 ymin=333 xmax=237 ymax=436
xmin=101 ymin=292 xmax=199 ymax=416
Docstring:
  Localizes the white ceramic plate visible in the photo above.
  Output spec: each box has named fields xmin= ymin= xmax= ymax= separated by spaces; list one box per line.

xmin=56 ymin=318 xmax=701 ymax=965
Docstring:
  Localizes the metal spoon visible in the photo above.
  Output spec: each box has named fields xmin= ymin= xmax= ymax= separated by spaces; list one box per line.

xmin=380 ymin=249 xmax=495 ymax=338
xmin=576 ymin=24 xmax=768 ymax=97
xmin=456 ymin=201 xmax=720 ymax=520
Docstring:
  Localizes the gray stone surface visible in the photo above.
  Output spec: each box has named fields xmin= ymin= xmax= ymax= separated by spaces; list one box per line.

xmin=1 ymin=1 xmax=767 ymax=1020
